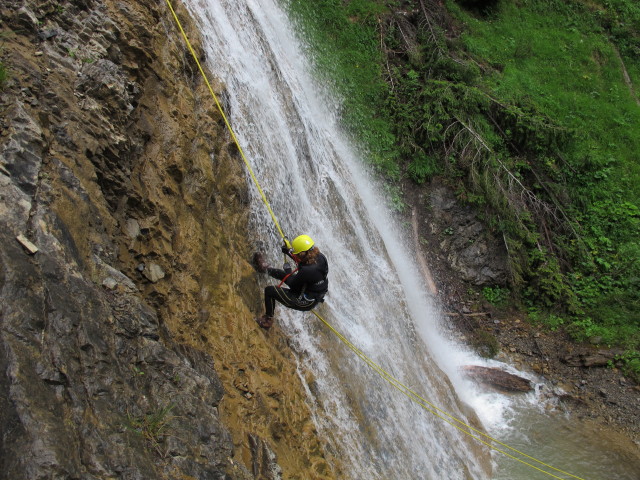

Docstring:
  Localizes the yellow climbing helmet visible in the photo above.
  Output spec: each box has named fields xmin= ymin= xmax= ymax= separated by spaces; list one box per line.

xmin=291 ymin=234 xmax=315 ymax=254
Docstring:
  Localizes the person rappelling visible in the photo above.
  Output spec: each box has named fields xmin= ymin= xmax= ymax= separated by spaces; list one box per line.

xmin=251 ymin=234 xmax=329 ymax=329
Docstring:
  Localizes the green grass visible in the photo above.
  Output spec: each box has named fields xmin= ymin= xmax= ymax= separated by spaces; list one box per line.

xmin=446 ymin=0 xmax=640 ymax=361
xmin=125 ymin=403 xmax=175 ymax=455
xmin=284 ymin=0 xmax=400 ymax=176
xmin=482 ymin=286 xmax=510 ymax=307
xmin=454 ymin=0 xmax=640 ymax=197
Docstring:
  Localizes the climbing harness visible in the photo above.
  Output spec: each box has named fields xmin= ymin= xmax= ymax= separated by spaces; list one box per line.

xmin=164 ymin=2 xmax=586 ymax=478
xmin=277 ymin=268 xmax=298 ymax=288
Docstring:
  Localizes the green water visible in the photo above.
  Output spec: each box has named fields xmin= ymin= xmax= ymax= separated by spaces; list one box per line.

xmin=492 ymin=403 xmax=640 ymax=480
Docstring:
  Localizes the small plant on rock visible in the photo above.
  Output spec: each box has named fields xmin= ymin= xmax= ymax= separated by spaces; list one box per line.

xmin=472 ymin=329 xmax=500 ymax=358
xmin=0 ymin=62 xmax=7 ymax=89
xmin=125 ymin=403 xmax=175 ymax=456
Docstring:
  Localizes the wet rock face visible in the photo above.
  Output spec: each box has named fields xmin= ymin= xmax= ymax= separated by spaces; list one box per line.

xmin=1 ymin=0 xmax=335 ymax=478
xmin=1 ymin=235 xmax=238 ymax=478
xmin=0 ymin=0 xmax=257 ymax=478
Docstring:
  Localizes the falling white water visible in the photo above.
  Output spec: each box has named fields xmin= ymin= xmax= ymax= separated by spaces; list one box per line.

xmin=181 ymin=0 xmax=488 ymax=477
xmin=179 ymin=2 xmax=640 ymax=480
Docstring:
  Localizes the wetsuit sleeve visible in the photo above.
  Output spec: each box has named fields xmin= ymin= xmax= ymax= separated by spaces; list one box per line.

xmin=267 ymin=267 xmax=288 ymax=280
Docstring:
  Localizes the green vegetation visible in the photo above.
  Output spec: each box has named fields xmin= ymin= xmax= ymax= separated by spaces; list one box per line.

xmin=284 ymin=0 xmax=640 ymax=376
xmin=482 ymin=286 xmax=510 ymax=307
xmin=446 ymin=0 xmax=640 ymax=370
xmin=0 ymin=62 xmax=7 ymax=88
xmin=286 ymin=0 xmax=399 ymax=174
xmin=471 ymin=329 xmax=500 ymax=358
xmin=1 ymin=30 xmax=13 ymax=89
xmin=125 ymin=403 xmax=175 ymax=455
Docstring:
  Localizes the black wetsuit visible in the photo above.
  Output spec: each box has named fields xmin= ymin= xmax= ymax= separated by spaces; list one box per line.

xmin=264 ymin=253 xmax=329 ymax=317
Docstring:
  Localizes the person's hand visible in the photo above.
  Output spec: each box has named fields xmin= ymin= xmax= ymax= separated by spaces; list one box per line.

xmin=281 ymin=244 xmax=291 ymax=254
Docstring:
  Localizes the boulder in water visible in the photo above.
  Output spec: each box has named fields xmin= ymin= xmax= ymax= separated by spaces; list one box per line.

xmin=462 ymin=365 xmax=534 ymax=393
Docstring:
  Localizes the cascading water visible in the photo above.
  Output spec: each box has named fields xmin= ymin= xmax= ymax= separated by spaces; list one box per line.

xmin=182 ymin=1 xmax=487 ymax=477
xmin=180 ymin=1 xmax=640 ymax=479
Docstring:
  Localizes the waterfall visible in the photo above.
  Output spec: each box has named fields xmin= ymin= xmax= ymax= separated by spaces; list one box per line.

xmin=183 ymin=0 xmax=489 ymax=477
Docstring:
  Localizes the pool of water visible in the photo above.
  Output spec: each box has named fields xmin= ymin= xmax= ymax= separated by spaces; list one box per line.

xmin=456 ymin=366 xmax=640 ymax=480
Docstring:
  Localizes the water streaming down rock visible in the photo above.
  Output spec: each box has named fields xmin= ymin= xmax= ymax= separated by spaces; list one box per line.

xmin=184 ymin=0 xmax=489 ymax=477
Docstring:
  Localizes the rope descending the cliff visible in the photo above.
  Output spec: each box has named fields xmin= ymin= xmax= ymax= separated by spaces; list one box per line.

xmin=164 ymin=2 xmax=585 ymax=479
xmin=310 ymin=310 xmax=589 ymax=480
xmin=164 ymin=0 xmax=291 ymax=250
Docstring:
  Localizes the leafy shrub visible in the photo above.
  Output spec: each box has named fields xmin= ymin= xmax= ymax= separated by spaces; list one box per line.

xmin=613 ymin=350 xmax=640 ymax=383
xmin=407 ymin=154 xmax=439 ymax=183
xmin=482 ymin=286 xmax=510 ymax=307
xmin=471 ymin=329 xmax=500 ymax=358
xmin=287 ymin=0 xmax=640 ymax=352
xmin=529 ymin=310 xmax=566 ymax=331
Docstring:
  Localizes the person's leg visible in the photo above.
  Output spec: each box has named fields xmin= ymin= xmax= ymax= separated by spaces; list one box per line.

xmin=264 ymin=286 xmax=279 ymax=317
xmin=257 ymin=286 xmax=292 ymax=329
xmin=274 ymin=287 xmax=317 ymax=311
xmin=264 ymin=286 xmax=300 ymax=315
xmin=263 ymin=286 xmax=316 ymax=317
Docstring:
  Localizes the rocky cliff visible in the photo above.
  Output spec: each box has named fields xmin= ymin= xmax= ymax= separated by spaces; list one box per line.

xmin=0 ymin=1 xmax=334 ymax=478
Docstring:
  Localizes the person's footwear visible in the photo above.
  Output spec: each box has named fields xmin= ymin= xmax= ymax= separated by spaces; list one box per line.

xmin=256 ymin=315 xmax=274 ymax=329
xmin=251 ymin=252 xmax=269 ymax=273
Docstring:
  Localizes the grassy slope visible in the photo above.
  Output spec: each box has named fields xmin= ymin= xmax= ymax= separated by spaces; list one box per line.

xmin=283 ymin=0 xmax=640 ymax=374
xmin=457 ymin=0 xmax=640 ymax=196
xmin=449 ymin=0 xmax=640 ymax=365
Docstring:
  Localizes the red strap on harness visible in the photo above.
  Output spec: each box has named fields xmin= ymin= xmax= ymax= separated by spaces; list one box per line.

xmin=277 ymin=268 xmax=298 ymax=287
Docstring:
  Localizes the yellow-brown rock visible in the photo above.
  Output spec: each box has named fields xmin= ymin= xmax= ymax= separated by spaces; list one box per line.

xmin=0 ymin=0 xmax=336 ymax=477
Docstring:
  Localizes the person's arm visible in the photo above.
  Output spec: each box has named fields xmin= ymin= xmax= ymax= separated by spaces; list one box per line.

xmin=281 ymin=244 xmax=296 ymax=262
xmin=267 ymin=267 xmax=288 ymax=280
xmin=268 ymin=245 xmax=295 ymax=280
xmin=283 ymin=267 xmax=307 ymax=293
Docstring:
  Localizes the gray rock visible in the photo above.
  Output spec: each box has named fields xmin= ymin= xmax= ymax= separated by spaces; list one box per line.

xmin=1 ymin=103 xmax=44 ymax=196
xmin=102 ymin=276 xmax=118 ymax=289
xmin=0 ymin=222 xmax=241 ymax=478
xmin=430 ymin=186 xmax=509 ymax=286
xmin=94 ymin=255 xmax=137 ymax=292
xmin=75 ymin=59 xmax=135 ymax=114
xmin=15 ymin=6 xmax=38 ymax=29
xmin=142 ymin=262 xmax=165 ymax=283
xmin=249 ymin=434 xmax=283 ymax=480
xmin=562 ymin=349 xmax=624 ymax=368
xmin=123 ymin=218 xmax=141 ymax=239
xmin=0 ymin=0 xmax=254 ymax=477
xmin=461 ymin=365 xmax=534 ymax=393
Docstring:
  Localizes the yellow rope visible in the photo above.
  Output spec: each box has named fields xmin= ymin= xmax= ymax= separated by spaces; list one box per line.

xmin=164 ymin=0 xmax=290 ymax=249
xmin=164 ymin=2 xmax=586 ymax=478
xmin=312 ymin=311 xmax=586 ymax=480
